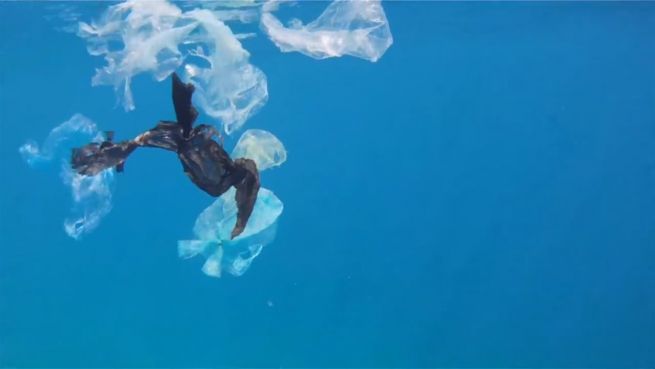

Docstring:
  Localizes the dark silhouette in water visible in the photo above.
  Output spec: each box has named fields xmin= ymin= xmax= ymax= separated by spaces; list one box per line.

xmin=71 ymin=73 xmax=260 ymax=239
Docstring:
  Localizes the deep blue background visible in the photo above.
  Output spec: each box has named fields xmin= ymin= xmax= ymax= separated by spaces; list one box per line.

xmin=1 ymin=2 xmax=654 ymax=367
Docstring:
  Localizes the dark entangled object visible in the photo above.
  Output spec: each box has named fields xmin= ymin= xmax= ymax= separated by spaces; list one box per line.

xmin=71 ymin=73 xmax=260 ymax=239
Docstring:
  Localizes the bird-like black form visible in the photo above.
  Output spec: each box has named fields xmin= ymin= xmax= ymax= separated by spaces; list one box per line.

xmin=71 ymin=73 xmax=260 ymax=239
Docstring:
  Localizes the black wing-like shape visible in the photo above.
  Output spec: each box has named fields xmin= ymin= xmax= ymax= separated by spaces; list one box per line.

xmin=71 ymin=73 xmax=260 ymax=239
xmin=232 ymin=158 xmax=260 ymax=239
xmin=171 ymin=73 xmax=198 ymax=139
xmin=71 ymin=140 xmax=139 ymax=176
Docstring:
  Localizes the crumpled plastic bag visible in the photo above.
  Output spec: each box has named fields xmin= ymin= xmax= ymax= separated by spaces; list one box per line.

xmin=177 ymin=128 xmax=286 ymax=277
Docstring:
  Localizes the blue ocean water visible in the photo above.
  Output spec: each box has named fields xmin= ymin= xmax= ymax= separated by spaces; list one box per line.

xmin=1 ymin=1 xmax=654 ymax=367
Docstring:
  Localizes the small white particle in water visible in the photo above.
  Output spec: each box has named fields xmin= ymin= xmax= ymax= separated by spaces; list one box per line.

xmin=267 ymin=300 xmax=274 ymax=307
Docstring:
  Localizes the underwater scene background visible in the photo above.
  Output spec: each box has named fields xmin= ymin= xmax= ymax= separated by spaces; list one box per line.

xmin=1 ymin=1 xmax=654 ymax=367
